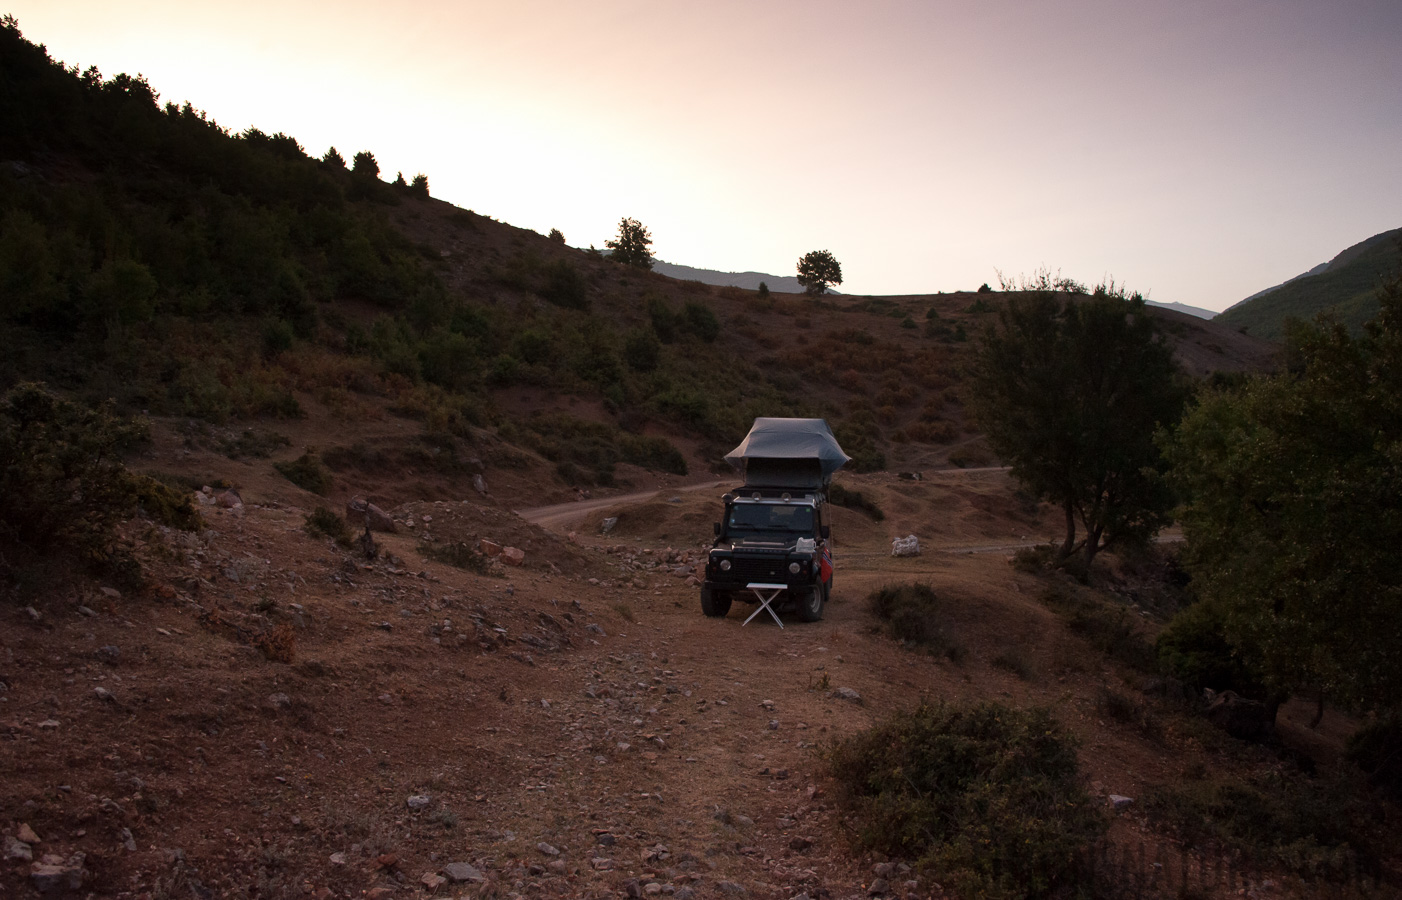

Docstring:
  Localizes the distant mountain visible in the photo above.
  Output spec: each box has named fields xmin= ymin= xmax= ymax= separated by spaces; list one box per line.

xmin=1216 ymin=228 xmax=1402 ymax=340
xmin=1227 ymin=262 xmax=1330 ymax=310
xmin=649 ymin=261 xmax=817 ymax=295
xmin=1146 ymin=300 xmax=1215 ymax=320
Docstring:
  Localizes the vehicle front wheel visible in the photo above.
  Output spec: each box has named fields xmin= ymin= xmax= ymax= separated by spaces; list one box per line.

xmin=796 ymin=585 xmax=823 ymax=622
xmin=700 ymin=587 xmax=732 ymax=618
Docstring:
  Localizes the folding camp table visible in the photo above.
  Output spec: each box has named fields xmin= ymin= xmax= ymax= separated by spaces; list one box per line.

xmin=742 ymin=583 xmax=787 ymax=629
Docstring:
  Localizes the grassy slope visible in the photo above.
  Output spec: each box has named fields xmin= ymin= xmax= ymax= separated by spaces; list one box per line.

xmin=1216 ymin=228 xmax=1402 ymax=340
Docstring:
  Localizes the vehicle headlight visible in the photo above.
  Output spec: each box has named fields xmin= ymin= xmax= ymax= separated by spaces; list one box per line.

xmin=719 ymin=559 xmax=731 ymax=571
xmin=788 ymin=562 xmax=801 ymax=574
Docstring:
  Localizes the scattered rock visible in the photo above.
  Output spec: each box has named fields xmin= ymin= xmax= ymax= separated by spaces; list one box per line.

xmin=30 ymin=852 xmax=85 ymax=892
xmin=406 ymin=794 xmax=431 ymax=811
xmin=346 ymin=497 xmax=396 ymax=532
xmin=830 ymin=687 xmax=863 ymax=704
xmin=4 ymin=835 xmax=32 ymax=862
xmin=421 ymin=873 xmax=447 ymax=890
xmin=891 ymin=534 xmax=920 ymax=557
xmin=442 ymin=861 xmax=486 ymax=883
xmin=716 ymin=881 xmax=747 ymax=896
xmin=267 ymin=692 xmax=291 ymax=709
xmin=23 ymin=606 xmax=40 ymax=622
xmin=17 ymin=824 xmax=40 ymax=844
xmin=502 ymin=547 xmax=525 ymax=566
xmin=329 ymin=851 xmax=347 ymax=866
xmin=601 ymin=517 xmax=618 ymax=534
xmin=77 ymin=605 xmax=97 ymax=617
xmin=1108 ymin=794 xmax=1134 ymax=811
xmin=587 ymin=623 xmax=606 ymax=636
xmin=536 ymin=841 xmax=559 ymax=856
xmin=788 ymin=836 xmax=813 ymax=851
xmin=216 ymin=489 xmax=243 ymax=510
xmin=472 ymin=474 xmax=488 ymax=495
xmin=94 ymin=686 xmax=114 ymax=703
xmin=480 ymin=539 xmax=502 ymax=557
xmin=95 ymin=645 xmax=120 ymax=663
xmin=868 ymin=877 xmax=890 ymax=895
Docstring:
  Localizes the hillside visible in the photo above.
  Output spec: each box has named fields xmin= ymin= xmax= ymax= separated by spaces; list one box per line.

xmin=12 ymin=19 xmax=1399 ymax=900
xmin=649 ymin=261 xmax=811 ymax=295
xmin=1216 ymin=228 xmax=1402 ymax=340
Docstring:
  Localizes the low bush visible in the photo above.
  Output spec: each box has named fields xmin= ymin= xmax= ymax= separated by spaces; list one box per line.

xmin=1143 ymin=768 xmax=1382 ymax=880
xmin=274 ymin=452 xmax=334 ymax=495
xmin=0 ymin=383 xmax=151 ymax=566
xmin=420 ymin=540 xmax=493 ymax=575
xmin=1156 ymin=597 xmax=1266 ymax=698
xmin=1040 ymin=587 xmax=1157 ymax=673
xmin=868 ymin=583 xmax=962 ymax=660
xmin=1345 ymin=714 xmax=1402 ymax=804
xmin=305 ymin=507 xmax=353 ymax=547
xmin=827 ymin=700 xmax=1105 ymax=898
xmin=992 ymin=649 xmax=1036 ymax=681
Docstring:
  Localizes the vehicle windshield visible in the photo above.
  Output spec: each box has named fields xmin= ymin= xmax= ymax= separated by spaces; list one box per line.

xmin=726 ymin=503 xmax=814 ymax=535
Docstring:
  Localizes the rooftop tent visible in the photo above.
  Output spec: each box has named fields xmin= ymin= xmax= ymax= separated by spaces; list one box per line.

xmin=724 ymin=418 xmax=851 ymax=488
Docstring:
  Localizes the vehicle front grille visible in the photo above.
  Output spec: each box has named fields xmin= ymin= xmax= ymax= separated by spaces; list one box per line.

xmin=728 ymin=557 xmax=791 ymax=584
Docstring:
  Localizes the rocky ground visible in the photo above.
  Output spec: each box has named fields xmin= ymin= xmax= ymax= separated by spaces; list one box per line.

xmin=0 ymin=449 xmax=1380 ymax=899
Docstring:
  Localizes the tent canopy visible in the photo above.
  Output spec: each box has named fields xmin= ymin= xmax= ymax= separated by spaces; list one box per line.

xmin=724 ymin=418 xmax=851 ymax=488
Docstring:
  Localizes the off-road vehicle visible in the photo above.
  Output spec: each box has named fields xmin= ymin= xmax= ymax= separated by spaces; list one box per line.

xmin=701 ymin=418 xmax=849 ymax=623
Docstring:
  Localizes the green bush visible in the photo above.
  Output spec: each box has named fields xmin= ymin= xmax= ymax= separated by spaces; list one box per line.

xmin=1040 ymin=587 xmax=1156 ymax=673
xmin=868 ymin=583 xmax=961 ymax=659
xmin=680 ymin=300 xmax=719 ymax=342
xmin=1345 ymin=714 xmax=1402 ymax=804
xmin=0 ymin=383 xmax=149 ymax=562
xmin=1156 ymin=597 xmax=1265 ymax=698
xmin=131 ymin=474 xmax=203 ymax=532
xmin=304 ymin=506 xmax=353 ymax=547
xmin=274 ymin=452 xmax=333 ymax=495
xmin=827 ymin=701 xmax=1105 ymax=899
xmin=420 ymin=540 xmax=492 ymax=575
xmin=541 ymin=259 xmax=589 ymax=309
xmin=1144 ymin=768 xmax=1380 ymax=879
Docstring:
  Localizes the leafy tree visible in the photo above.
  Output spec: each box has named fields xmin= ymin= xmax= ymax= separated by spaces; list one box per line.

xmin=757 ymin=281 xmax=769 ymax=298
xmin=605 ymin=217 xmax=653 ymax=269
xmin=971 ymin=285 xmax=1185 ymax=572
xmin=548 ymin=228 xmax=565 ymax=244
xmin=796 ymin=249 xmax=842 ymax=296
xmin=392 ymin=171 xmax=407 ymax=188
xmin=323 ymin=146 xmax=345 ymax=167
xmin=1164 ymin=266 xmax=1402 ymax=715
xmin=351 ymin=150 xmax=379 ymax=178
xmin=410 ymin=173 xmax=429 ymax=198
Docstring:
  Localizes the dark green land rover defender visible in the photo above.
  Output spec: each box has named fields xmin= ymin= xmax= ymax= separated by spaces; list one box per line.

xmin=701 ymin=418 xmax=849 ymax=624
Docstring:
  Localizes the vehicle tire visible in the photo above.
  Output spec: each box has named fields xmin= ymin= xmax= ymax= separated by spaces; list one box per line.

xmin=822 ymin=578 xmax=831 ymax=605
xmin=796 ymin=585 xmax=823 ymax=622
xmin=701 ymin=587 xmax=732 ymax=618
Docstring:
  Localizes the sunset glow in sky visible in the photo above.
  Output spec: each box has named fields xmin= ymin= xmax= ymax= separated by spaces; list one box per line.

xmin=10 ymin=1 xmax=1401 ymax=311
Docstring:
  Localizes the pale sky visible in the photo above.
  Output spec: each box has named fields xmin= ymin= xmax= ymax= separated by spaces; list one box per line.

xmin=10 ymin=1 xmax=1401 ymax=311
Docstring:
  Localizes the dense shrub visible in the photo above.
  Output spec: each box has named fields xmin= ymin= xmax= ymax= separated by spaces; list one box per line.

xmin=0 ymin=383 xmax=149 ymax=562
xmin=827 ymin=701 xmax=1105 ymax=898
xmin=1156 ymin=597 xmax=1266 ymax=698
xmin=421 ymin=540 xmax=492 ymax=575
xmin=1345 ymin=714 xmax=1402 ymax=803
xmin=867 ymin=583 xmax=962 ymax=659
xmin=304 ymin=506 xmax=353 ymax=547
xmin=1144 ymin=769 xmax=1382 ymax=879
xmin=274 ymin=452 xmax=333 ymax=495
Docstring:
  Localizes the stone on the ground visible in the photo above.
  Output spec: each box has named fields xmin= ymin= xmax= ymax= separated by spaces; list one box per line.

xmin=30 ymin=853 xmax=85 ymax=892
xmin=421 ymin=873 xmax=446 ymax=890
xmin=502 ymin=547 xmax=525 ymax=566
xmin=442 ymin=861 xmax=485 ymax=883
xmin=868 ymin=878 xmax=890 ymax=895
xmin=346 ymin=497 xmax=396 ymax=533
xmin=406 ymin=794 xmax=431 ymax=810
xmin=17 ymin=824 xmax=39 ymax=844
xmin=830 ymin=686 xmax=863 ymax=704
xmin=4 ymin=835 xmax=32 ymax=862
xmin=472 ymin=474 xmax=488 ymax=495
xmin=1108 ymin=794 xmax=1134 ymax=810
xmin=536 ymin=841 xmax=559 ymax=856
xmin=891 ymin=534 xmax=920 ymax=557
xmin=601 ymin=517 xmax=618 ymax=534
